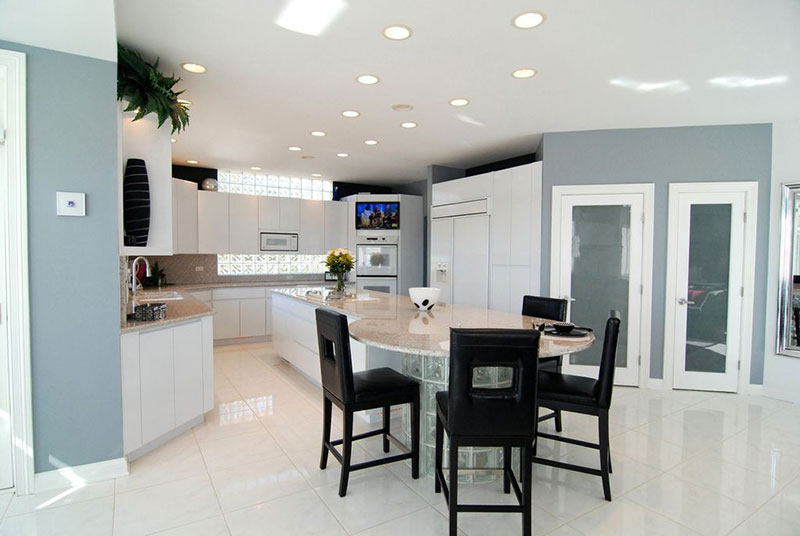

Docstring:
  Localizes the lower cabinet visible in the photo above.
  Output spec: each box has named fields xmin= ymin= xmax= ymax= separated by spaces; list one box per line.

xmin=121 ymin=316 xmax=214 ymax=456
xmin=211 ymin=287 xmax=273 ymax=340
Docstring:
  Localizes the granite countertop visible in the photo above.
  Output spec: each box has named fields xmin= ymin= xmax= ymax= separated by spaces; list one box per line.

xmin=122 ymin=289 xmax=214 ymax=334
xmin=272 ymin=287 xmax=595 ymax=358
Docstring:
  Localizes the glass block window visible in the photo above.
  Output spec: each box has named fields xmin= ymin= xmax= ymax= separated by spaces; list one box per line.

xmin=217 ymin=170 xmax=333 ymax=200
xmin=217 ymin=254 xmax=327 ymax=276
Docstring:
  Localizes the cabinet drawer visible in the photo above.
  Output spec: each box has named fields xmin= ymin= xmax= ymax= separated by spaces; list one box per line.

xmin=212 ymin=287 xmax=266 ymax=300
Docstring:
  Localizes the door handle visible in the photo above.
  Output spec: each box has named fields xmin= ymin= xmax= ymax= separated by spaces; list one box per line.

xmin=677 ymin=298 xmax=695 ymax=305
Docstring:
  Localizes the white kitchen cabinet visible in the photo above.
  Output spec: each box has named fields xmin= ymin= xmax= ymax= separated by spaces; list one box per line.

xmin=138 ymin=328 xmax=176 ymax=445
xmin=300 ymin=199 xmax=324 ymax=254
xmin=172 ymin=179 xmax=198 ymax=254
xmin=229 ymin=193 xmax=259 ymax=253
xmin=265 ymin=297 xmax=273 ymax=335
xmin=491 ymin=169 xmax=512 ymax=265
xmin=173 ymin=322 xmax=204 ymax=427
xmin=198 ymin=191 xmax=229 ymax=253
xmin=279 ymin=198 xmax=300 ymax=231
xmin=212 ymin=299 xmax=240 ymax=339
xmin=258 ymin=196 xmax=280 ymax=230
xmin=324 ymin=201 xmax=348 ymax=252
xmin=453 ymin=214 xmax=490 ymax=309
xmin=120 ymin=332 xmax=142 ymax=453
xmin=509 ymin=166 xmax=534 ymax=266
xmin=239 ymin=298 xmax=267 ymax=337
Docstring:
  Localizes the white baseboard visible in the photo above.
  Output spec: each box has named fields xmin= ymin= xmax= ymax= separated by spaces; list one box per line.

xmin=743 ymin=384 xmax=764 ymax=396
xmin=646 ymin=378 xmax=665 ymax=389
xmin=34 ymin=457 xmax=129 ymax=493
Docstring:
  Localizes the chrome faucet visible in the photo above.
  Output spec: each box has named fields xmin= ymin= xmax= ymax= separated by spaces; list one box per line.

xmin=130 ymin=256 xmax=151 ymax=313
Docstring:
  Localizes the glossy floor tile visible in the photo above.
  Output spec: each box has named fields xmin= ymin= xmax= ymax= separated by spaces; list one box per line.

xmin=0 ymin=340 xmax=797 ymax=535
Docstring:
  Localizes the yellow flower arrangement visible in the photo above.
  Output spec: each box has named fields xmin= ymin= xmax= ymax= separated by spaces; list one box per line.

xmin=326 ymin=248 xmax=355 ymax=292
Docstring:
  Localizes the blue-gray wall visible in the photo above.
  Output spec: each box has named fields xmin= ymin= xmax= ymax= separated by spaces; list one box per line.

xmin=0 ymin=40 xmax=122 ymax=471
xmin=540 ymin=125 xmax=772 ymax=383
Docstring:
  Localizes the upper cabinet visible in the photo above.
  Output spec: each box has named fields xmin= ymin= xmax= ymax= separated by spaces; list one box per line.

xmin=279 ymin=198 xmax=300 ymax=231
xmin=198 ymin=191 xmax=229 ymax=254
xmin=258 ymin=196 xmax=280 ymax=230
xmin=229 ymin=194 xmax=259 ymax=254
xmin=172 ymin=179 xmax=198 ymax=254
xmin=299 ymin=200 xmax=324 ymax=254
xmin=324 ymin=201 xmax=348 ymax=252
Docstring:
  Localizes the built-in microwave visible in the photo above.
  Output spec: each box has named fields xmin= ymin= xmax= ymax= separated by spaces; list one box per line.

xmin=260 ymin=232 xmax=298 ymax=252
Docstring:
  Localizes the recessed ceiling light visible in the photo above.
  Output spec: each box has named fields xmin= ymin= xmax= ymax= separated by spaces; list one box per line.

xmin=513 ymin=12 xmax=545 ymax=29
xmin=288 ymin=146 xmax=302 ymax=151
xmin=274 ymin=0 xmax=346 ymax=36
xmin=392 ymin=103 xmax=414 ymax=112
xmin=311 ymin=131 xmax=326 ymax=137
xmin=512 ymin=68 xmax=537 ymax=79
xmin=170 ymin=138 xmax=177 ymax=143
xmin=181 ymin=63 xmax=207 ymax=74
xmin=383 ymin=25 xmax=412 ymax=40
xmin=401 ymin=122 xmax=417 ymax=129
xmin=301 ymin=155 xmax=315 ymax=159
xmin=250 ymin=166 xmax=262 ymax=171
xmin=337 ymin=153 xmax=349 ymax=158
xmin=341 ymin=110 xmax=360 ymax=118
xmin=449 ymin=98 xmax=470 ymax=107
xmin=187 ymin=159 xmax=199 ymax=164
xmin=311 ymin=173 xmax=322 ymax=177
xmin=177 ymin=98 xmax=192 ymax=107
xmin=364 ymin=139 xmax=379 ymax=146
xmin=356 ymin=74 xmax=380 ymax=85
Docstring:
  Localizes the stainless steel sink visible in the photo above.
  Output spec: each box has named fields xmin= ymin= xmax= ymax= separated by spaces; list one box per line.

xmin=136 ymin=291 xmax=183 ymax=303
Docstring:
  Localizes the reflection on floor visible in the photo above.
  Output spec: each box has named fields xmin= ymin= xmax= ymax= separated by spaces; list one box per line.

xmin=1 ymin=341 xmax=800 ymax=535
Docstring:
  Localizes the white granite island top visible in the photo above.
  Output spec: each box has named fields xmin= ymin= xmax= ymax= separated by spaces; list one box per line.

xmin=271 ymin=287 xmax=595 ymax=358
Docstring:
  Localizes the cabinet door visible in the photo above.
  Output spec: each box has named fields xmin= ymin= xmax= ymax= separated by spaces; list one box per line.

xmin=201 ymin=316 xmax=214 ymax=412
xmin=172 ymin=179 xmax=198 ymax=254
xmin=173 ymin=322 xmax=204 ymax=426
xmin=121 ymin=332 xmax=142 ymax=454
xmin=324 ymin=201 xmax=348 ymax=252
xmin=258 ymin=196 xmax=280 ymax=230
xmin=198 ymin=191 xmax=229 ymax=253
xmin=229 ymin=193 xmax=259 ymax=253
xmin=491 ymin=169 xmax=512 ymax=265
xmin=300 ymin=199 xmax=324 ymax=254
xmin=265 ymin=298 xmax=273 ymax=336
xmin=452 ymin=215 xmax=490 ymax=309
xmin=279 ymin=198 xmax=300 ymax=231
xmin=139 ymin=329 xmax=176 ymax=444
xmin=430 ymin=218 xmax=454 ymax=305
xmin=212 ymin=300 xmax=240 ymax=339
xmin=239 ymin=298 xmax=267 ymax=337
xmin=509 ymin=165 xmax=533 ymax=265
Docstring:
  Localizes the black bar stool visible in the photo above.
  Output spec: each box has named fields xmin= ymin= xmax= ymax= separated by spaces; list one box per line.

xmin=533 ymin=314 xmax=621 ymax=501
xmin=315 ymin=308 xmax=420 ymax=497
xmin=521 ymin=295 xmax=568 ymax=431
xmin=434 ymin=328 xmax=540 ymax=536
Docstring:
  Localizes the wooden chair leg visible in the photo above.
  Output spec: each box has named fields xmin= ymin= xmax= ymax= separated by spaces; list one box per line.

xmin=434 ymin=412 xmax=443 ymax=493
xmin=382 ymin=405 xmax=391 ymax=453
xmin=338 ymin=409 xmax=354 ymax=497
xmin=448 ymin=440 xmax=459 ymax=536
xmin=320 ymin=396 xmax=332 ymax=469
xmin=599 ymin=409 xmax=612 ymax=501
xmin=522 ymin=444 xmax=533 ymax=536
xmin=411 ymin=392 xmax=420 ymax=479
xmin=503 ymin=446 xmax=511 ymax=494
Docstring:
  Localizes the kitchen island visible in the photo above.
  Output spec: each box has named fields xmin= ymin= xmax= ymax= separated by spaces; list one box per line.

xmin=271 ymin=287 xmax=595 ymax=475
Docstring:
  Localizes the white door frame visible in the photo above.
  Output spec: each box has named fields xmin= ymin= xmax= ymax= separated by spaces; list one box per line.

xmin=0 ymin=49 xmax=34 ymax=495
xmin=550 ymin=183 xmax=655 ymax=387
xmin=663 ymin=182 xmax=758 ymax=394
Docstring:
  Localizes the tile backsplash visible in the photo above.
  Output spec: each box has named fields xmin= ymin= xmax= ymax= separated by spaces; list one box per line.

xmin=145 ymin=254 xmax=326 ymax=285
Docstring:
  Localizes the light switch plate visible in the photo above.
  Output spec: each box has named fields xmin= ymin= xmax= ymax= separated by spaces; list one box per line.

xmin=57 ymin=192 xmax=86 ymax=216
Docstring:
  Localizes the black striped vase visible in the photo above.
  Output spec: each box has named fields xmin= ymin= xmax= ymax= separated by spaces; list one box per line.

xmin=123 ymin=158 xmax=150 ymax=247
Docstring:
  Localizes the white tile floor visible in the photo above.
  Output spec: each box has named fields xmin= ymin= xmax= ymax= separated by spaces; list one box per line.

xmin=2 ymin=341 xmax=800 ymax=535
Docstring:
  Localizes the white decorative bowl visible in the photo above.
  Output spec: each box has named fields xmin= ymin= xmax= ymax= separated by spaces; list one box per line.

xmin=409 ymin=287 xmax=441 ymax=311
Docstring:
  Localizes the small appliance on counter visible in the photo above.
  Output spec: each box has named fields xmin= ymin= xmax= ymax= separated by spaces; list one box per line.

xmin=130 ymin=303 xmax=167 ymax=322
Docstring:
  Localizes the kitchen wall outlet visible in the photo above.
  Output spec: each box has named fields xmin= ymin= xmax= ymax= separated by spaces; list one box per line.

xmin=56 ymin=192 xmax=86 ymax=216
xmin=195 ymin=266 xmax=204 ymax=272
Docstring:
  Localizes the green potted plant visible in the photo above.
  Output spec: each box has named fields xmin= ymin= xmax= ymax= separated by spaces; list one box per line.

xmin=117 ymin=43 xmax=190 ymax=133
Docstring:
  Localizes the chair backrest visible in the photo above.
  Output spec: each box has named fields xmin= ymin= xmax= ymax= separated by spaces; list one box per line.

xmin=315 ymin=308 xmax=355 ymax=404
xmin=447 ymin=328 xmax=540 ymax=438
xmin=521 ymin=295 xmax=568 ymax=322
xmin=594 ymin=312 xmax=622 ymax=409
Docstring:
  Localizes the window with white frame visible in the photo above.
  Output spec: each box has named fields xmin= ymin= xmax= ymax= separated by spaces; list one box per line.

xmin=216 ymin=170 xmax=333 ymax=276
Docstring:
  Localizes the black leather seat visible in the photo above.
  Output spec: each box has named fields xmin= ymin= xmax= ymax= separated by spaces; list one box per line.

xmin=435 ymin=328 xmax=540 ymax=536
xmin=316 ymin=308 xmax=420 ymax=497
xmin=533 ymin=314 xmax=621 ymax=501
xmin=521 ymin=295 xmax=569 ymax=431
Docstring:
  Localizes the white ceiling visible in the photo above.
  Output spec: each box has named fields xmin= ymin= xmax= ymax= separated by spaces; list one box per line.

xmin=115 ymin=0 xmax=800 ymax=185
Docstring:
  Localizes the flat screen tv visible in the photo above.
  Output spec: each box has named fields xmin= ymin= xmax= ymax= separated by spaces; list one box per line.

xmin=355 ymin=202 xmax=400 ymax=230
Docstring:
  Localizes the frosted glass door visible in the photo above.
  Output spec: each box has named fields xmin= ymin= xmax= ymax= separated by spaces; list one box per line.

xmin=555 ymin=193 xmax=645 ymax=386
xmin=671 ymin=192 xmax=745 ymax=392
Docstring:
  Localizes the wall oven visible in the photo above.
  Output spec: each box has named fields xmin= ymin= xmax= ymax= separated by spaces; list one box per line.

xmin=356 ymin=277 xmax=398 ymax=295
xmin=260 ymin=232 xmax=298 ymax=252
xmin=356 ymin=244 xmax=398 ymax=277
